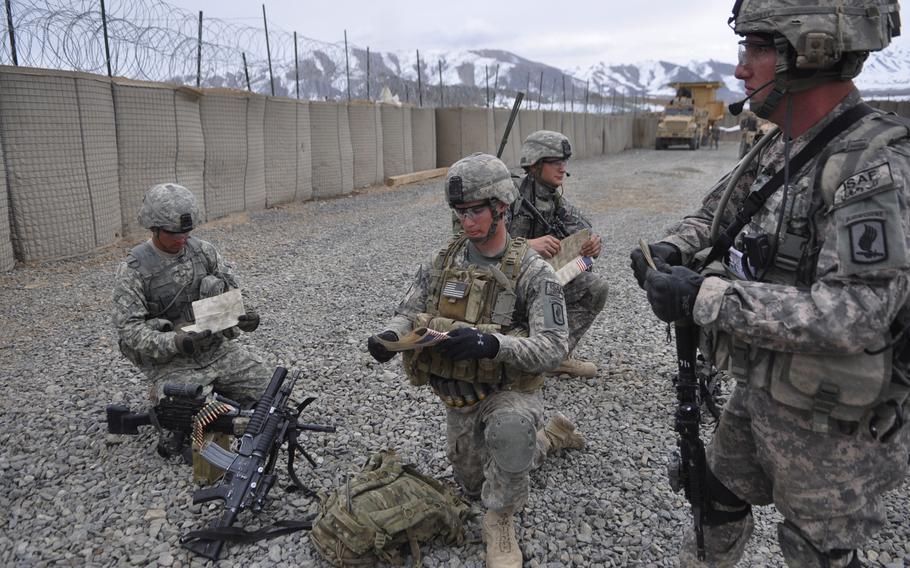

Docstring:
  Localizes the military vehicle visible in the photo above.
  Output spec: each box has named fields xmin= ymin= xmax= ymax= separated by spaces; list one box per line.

xmin=655 ymin=82 xmax=725 ymax=150
xmin=738 ymin=110 xmax=775 ymax=157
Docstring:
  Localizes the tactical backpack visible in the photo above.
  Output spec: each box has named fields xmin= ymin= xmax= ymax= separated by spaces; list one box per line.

xmin=310 ymin=450 xmax=471 ymax=567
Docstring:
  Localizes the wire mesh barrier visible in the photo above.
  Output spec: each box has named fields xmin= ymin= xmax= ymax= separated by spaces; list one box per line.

xmin=1 ymin=0 xmax=651 ymax=111
xmin=0 ymin=0 xmax=663 ymax=269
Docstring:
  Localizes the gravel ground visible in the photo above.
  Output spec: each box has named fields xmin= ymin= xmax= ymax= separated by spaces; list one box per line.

xmin=1 ymin=142 xmax=908 ymax=568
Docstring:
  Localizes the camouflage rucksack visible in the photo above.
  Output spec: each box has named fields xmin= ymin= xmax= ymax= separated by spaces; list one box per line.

xmin=310 ymin=450 xmax=471 ymax=567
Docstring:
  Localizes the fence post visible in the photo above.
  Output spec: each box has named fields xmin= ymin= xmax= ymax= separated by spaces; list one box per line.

xmin=485 ymin=65 xmax=489 ymax=107
xmin=438 ymin=60 xmax=443 ymax=107
xmin=294 ymin=31 xmax=300 ymax=99
xmin=538 ymin=71 xmax=543 ymax=110
xmin=525 ymin=73 xmax=531 ymax=109
xmin=492 ymin=64 xmax=499 ymax=108
xmin=366 ymin=46 xmax=370 ymax=100
xmin=584 ymin=80 xmax=589 ymax=113
xmin=195 ymin=11 xmax=202 ymax=87
xmin=416 ymin=49 xmax=423 ymax=107
xmin=99 ymin=0 xmax=112 ymax=77
xmin=242 ymin=52 xmax=251 ymax=92
xmin=561 ymin=74 xmax=566 ymax=112
xmin=262 ymin=5 xmax=274 ymax=96
xmin=343 ymin=30 xmax=350 ymax=101
xmin=4 ymin=0 xmax=15 ymax=65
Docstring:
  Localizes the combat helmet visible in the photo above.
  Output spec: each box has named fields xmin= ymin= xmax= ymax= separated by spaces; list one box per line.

xmin=730 ymin=0 xmax=901 ymax=118
xmin=519 ymin=130 xmax=572 ymax=169
xmin=137 ymin=183 xmax=200 ymax=232
xmin=445 ymin=153 xmax=516 ymax=207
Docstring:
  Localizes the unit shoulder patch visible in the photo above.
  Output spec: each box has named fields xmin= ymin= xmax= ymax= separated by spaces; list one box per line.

xmin=834 ymin=162 xmax=895 ymax=205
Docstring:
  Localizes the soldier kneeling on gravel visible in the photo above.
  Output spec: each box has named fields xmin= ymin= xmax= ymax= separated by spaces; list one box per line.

xmin=367 ymin=153 xmax=585 ymax=568
xmin=112 ymin=183 xmax=272 ymax=455
xmin=510 ymin=130 xmax=609 ymax=379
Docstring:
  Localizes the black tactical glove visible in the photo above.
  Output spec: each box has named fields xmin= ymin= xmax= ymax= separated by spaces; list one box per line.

xmin=174 ymin=330 xmax=213 ymax=355
xmin=630 ymin=242 xmax=682 ymax=289
xmin=367 ymin=331 xmax=399 ymax=363
xmin=436 ymin=327 xmax=499 ymax=361
xmin=237 ymin=309 xmax=260 ymax=332
xmin=644 ymin=266 xmax=705 ymax=323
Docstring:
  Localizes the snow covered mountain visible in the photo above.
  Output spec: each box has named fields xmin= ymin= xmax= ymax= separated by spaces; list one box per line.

xmin=183 ymin=38 xmax=910 ymax=105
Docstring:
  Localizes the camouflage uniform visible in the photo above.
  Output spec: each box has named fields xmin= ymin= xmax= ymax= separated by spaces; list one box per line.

xmin=661 ymin=90 xmax=910 ymax=566
xmin=384 ymin=237 xmax=569 ymax=511
xmin=510 ymin=131 xmax=609 ymax=352
xmin=112 ymin=184 xmax=272 ymax=406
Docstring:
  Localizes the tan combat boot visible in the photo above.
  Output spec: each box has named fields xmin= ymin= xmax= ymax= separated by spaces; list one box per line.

xmin=549 ymin=357 xmax=598 ymax=378
xmin=537 ymin=412 xmax=585 ymax=456
xmin=483 ymin=507 xmax=522 ymax=568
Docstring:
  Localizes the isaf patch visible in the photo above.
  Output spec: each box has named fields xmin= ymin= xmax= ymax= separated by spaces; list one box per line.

xmin=834 ymin=162 xmax=894 ymax=205
xmin=848 ymin=218 xmax=888 ymax=264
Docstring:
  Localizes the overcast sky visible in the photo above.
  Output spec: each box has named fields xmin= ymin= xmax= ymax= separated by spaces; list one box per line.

xmin=178 ymin=0 xmax=909 ymax=71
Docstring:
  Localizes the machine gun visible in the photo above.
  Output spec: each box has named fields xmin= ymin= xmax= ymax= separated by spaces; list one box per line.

xmin=180 ymin=366 xmax=336 ymax=560
xmin=638 ymin=241 xmax=707 ymax=560
xmin=106 ymin=383 xmax=246 ymax=459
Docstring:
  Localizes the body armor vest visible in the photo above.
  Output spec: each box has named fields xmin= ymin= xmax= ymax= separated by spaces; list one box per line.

xmin=712 ymin=112 xmax=910 ymax=432
xmin=127 ymin=238 xmax=209 ymax=326
xmin=402 ymin=235 xmax=542 ymax=392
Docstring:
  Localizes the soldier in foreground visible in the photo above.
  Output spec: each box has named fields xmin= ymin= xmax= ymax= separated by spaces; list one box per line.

xmin=367 ymin=153 xmax=584 ymax=567
xmin=509 ymin=130 xmax=609 ymax=378
xmin=631 ymin=1 xmax=909 ymax=566
xmin=112 ymin=184 xmax=271 ymax=432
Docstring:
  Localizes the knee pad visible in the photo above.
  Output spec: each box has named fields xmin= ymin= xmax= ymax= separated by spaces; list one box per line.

xmin=777 ymin=521 xmax=859 ymax=568
xmin=485 ymin=413 xmax=537 ymax=474
xmin=705 ymin=467 xmax=751 ymax=526
xmin=590 ymin=278 xmax=609 ymax=311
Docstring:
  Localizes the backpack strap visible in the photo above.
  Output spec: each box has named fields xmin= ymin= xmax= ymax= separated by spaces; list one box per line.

xmin=180 ymin=516 xmax=314 ymax=545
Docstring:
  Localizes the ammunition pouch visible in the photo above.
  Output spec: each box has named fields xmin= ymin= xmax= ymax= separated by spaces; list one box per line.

xmin=403 ymin=314 xmax=542 ymax=393
xmin=713 ymin=332 xmax=909 ymax=433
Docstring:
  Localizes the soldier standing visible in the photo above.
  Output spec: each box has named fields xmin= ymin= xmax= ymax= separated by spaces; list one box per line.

xmin=368 ymin=153 xmax=584 ymax=568
xmin=510 ymin=130 xmax=609 ymax=378
xmin=112 ymin=183 xmax=271 ymax=415
xmin=631 ymin=1 xmax=908 ymax=566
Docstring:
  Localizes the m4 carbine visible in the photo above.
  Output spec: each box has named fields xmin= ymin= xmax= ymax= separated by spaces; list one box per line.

xmin=180 ymin=365 xmax=335 ymax=560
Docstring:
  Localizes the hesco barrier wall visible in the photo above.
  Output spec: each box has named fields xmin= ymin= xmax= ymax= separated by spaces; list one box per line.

xmin=634 ymin=115 xmax=661 ymax=149
xmin=411 ymin=107 xmax=436 ymax=172
xmin=869 ymin=100 xmax=910 ymax=118
xmin=587 ymin=114 xmax=605 ymax=155
xmin=244 ymin=95 xmax=267 ymax=211
xmin=0 ymin=67 xmax=120 ymax=262
xmin=112 ymin=79 xmax=204 ymax=236
xmin=199 ymin=90 xmax=249 ymax=220
xmin=0 ymin=132 xmax=11 ymax=270
xmin=381 ymin=104 xmax=414 ymax=178
xmin=295 ymin=102 xmax=313 ymax=201
xmin=309 ymin=101 xmax=354 ymax=198
xmin=348 ymin=101 xmax=384 ymax=188
xmin=436 ymin=107 xmax=496 ymax=167
xmin=518 ymin=110 xmax=543 ymax=155
xmin=263 ymin=97 xmax=298 ymax=206
xmin=0 ymin=67 xmax=659 ymax=266
xmin=494 ymin=108 xmax=521 ymax=168
xmin=571 ymin=114 xmax=587 ymax=159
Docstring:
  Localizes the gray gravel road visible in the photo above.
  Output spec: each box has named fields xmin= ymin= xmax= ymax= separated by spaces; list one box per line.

xmin=1 ymin=142 xmax=908 ymax=567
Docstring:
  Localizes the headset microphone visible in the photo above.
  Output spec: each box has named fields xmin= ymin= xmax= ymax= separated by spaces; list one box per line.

xmin=728 ymin=79 xmax=776 ymax=115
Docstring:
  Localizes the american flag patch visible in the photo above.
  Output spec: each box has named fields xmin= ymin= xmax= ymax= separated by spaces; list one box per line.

xmin=442 ymin=280 xmax=469 ymax=299
xmin=414 ymin=328 xmax=449 ymax=346
xmin=575 ymin=256 xmax=593 ymax=272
